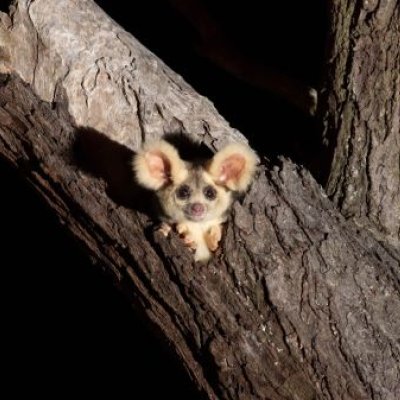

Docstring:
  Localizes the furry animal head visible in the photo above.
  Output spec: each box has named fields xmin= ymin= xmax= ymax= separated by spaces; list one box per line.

xmin=133 ymin=140 xmax=257 ymax=223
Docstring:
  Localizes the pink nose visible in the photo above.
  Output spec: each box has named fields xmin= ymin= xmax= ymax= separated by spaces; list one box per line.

xmin=191 ymin=203 xmax=205 ymax=215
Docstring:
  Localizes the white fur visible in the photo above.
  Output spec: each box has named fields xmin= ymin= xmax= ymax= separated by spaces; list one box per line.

xmin=133 ymin=140 xmax=257 ymax=262
xmin=180 ymin=218 xmax=224 ymax=261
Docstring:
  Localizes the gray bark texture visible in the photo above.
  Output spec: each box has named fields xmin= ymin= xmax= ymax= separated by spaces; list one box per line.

xmin=0 ymin=1 xmax=399 ymax=399
xmin=322 ymin=0 xmax=400 ymax=248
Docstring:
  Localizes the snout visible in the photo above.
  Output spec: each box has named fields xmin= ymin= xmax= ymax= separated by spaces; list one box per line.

xmin=187 ymin=202 xmax=206 ymax=220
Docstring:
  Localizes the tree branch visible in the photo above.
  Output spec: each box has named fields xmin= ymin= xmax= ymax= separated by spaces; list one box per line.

xmin=322 ymin=0 xmax=400 ymax=248
xmin=0 ymin=1 xmax=399 ymax=399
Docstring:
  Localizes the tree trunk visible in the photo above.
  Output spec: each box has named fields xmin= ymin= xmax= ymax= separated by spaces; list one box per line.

xmin=322 ymin=0 xmax=400 ymax=248
xmin=0 ymin=1 xmax=399 ymax=399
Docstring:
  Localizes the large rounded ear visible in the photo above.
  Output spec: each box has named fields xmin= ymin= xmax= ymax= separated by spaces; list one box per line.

xmin=207 ymin=143 xmax=257 ymax=191
xmin=133 ymin=140 xmax=188 ymax=190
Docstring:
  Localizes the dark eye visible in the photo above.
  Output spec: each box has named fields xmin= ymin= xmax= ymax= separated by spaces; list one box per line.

xmin=176 ymin=184 xmax=191 ymax=200
xmin=203 ymin=185 xmax=217 ymax=200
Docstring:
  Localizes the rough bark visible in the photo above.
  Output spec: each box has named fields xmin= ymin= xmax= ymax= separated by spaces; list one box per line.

xmin=322 ymin=0 xmax=400 ymax=247
xmin=0 ymin=1 xmax=399 ymax=399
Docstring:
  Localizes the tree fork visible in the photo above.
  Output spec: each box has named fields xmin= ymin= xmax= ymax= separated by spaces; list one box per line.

xmin=0 ymin=1 xmax=399 ymax=399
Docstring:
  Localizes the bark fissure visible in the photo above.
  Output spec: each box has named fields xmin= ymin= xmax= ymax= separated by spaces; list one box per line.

xmin=324 ymin=0 xmax=400 ymax=247
xmin=1 ymin=0 xmax=400 ymax=399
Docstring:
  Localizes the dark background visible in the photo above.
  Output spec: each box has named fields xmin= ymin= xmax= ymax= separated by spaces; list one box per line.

xmin=2 ymin=1 xmax=326 ymax=397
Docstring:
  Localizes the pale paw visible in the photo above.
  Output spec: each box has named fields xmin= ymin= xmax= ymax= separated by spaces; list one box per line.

xmin=205 ymin=224 xmax=222 ymax=252
xmin=176 ymin=222 xmax=188 ymax=236
xmin=157 ymin=222 xmax=172 ymax=237
xmin=182 ymin=235 xmax=197 ymax=250
xmin=176 ymin=223 xmax=197 ymax=251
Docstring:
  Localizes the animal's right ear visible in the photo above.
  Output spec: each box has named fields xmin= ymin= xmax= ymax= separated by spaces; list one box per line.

xmin=133 ymin=140 xmax=188 ymax=190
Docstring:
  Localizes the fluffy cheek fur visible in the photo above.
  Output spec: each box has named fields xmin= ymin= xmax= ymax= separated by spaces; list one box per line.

xmin=200 ymin=174 xmax=233 ymax=222
xmin=157 ymin=186 xmax=187 ymax=222
xmin=157 ymin=184 xmax=232 ymax=224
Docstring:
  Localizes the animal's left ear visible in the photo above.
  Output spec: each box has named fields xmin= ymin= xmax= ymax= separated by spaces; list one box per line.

xmin=207 ymin=143 xmax=257 ymax=191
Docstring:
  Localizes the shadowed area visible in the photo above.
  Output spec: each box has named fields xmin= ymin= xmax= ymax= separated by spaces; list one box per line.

xmin=74 ymin=128 xmax=215 ymax=218
xmin=0 ymin=155 xmax=205 ymax=399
